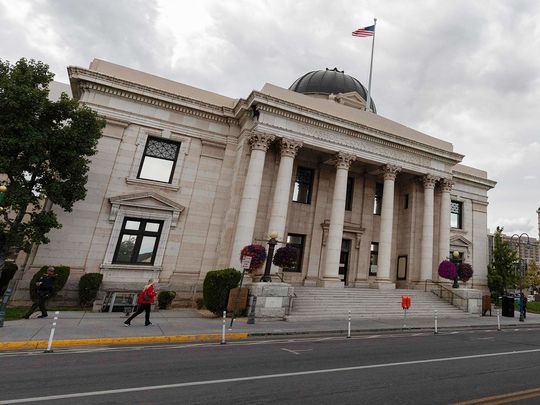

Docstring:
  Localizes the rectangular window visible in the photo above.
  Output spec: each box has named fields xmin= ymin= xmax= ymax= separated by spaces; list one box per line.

xmin=403 ymin=194 xmax=409 ymax=209
xmin=285 ymin=234 xmax=305 ymax=272
xmin=113 ymin=218 xmax=163 ymax=265
xmin=373 ymin=182 xmax=383 ymax=215
xmin=137 ymin=137 xmax=181 ymax=183
xmin=345 ymin=177 xmax=354 ymax=211
xmin=369 ymin=242 xmax=379 ymax=276
xmin=450 ymin=201 xmax=463 ymax=229
xmin=292 ymin=167 xmax=314 ymax=204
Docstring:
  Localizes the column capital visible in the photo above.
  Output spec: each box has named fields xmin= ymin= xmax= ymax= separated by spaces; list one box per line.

xmin=422 ymin=174 xmax=440 ymax=189
xmin=279 ymin=138 xmax=303 ymax=158
xmin=382 ymin=164 xmax=401 ymax=181
xmin=335 ymin=152 xmax=356 ymax=170
xmin=248 ymin=131 xmax=275 ymax=152
xmin=439 ymin=177 xmax=454 ymax=193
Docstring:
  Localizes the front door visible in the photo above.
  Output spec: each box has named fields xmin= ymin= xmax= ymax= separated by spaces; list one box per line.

xmin=339 ymin=239 xmax=351 ymax=284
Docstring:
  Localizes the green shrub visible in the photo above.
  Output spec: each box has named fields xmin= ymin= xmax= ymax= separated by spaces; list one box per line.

xmin=29 ymin=266 xmax=70 ymax=301
xmin=78 ymin=273 xmax=103 ymax=307
xmin=157 ymin=291 xmax=176 ymax=309
xmin=203 ymin=268 xmax=241 ymax=315
xmin=0 ymin=262 xmax=18 ymax=295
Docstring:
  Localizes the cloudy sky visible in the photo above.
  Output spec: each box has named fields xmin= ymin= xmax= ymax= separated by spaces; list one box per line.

xmin=1 ymin=0 xmax=539 ymax=238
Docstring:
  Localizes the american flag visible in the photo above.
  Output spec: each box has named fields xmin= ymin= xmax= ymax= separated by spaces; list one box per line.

xmin=352 ymin=25 xmax=375 ymax=37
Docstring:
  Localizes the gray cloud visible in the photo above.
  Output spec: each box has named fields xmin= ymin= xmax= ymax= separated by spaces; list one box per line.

xmin=1 ymin=0 xmax=539 ymax=237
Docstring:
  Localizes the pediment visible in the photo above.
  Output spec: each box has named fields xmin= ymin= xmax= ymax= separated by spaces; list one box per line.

xmin=450 ymin=234 xmax=472 ymax=248
xmin=332 ymin=92 xmax=367 ymax=110
xmin=109 ymin=192 xmax=185 ymax=226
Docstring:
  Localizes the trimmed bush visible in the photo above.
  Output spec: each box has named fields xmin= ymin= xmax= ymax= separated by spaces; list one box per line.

xmin=157 ymin=291 xmax=176 ymax=309
xmin=0 ymin=262 xmax=18 ymax=295
xmin=29 ymin=266 xmax=70 ymax=301
xmin=78 ymin=273 xmax=103 ymax=307
xmin=203 ymin=268 xmax=242 ymax=315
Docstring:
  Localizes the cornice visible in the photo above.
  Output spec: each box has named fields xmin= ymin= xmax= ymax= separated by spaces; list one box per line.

xmin=241 ymin=91 xmax=464 ymax=166
xmin=68 ymin=67 xmax=237 ymax=125
xmin=452 ymin=171 xmax=497 ymax=190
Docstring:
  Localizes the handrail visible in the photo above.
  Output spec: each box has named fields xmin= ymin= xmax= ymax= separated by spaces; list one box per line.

xmin=425 ymin=280 xmax=470 ymax=313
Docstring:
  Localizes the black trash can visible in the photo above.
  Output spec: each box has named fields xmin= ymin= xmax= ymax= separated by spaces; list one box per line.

xmin=501 ymin=295 xmax=515 ymax=317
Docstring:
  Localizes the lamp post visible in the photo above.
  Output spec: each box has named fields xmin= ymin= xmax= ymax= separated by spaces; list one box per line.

xmin=510 ymin=233 xmax=530 ymax=322
xmin=452 ymin=250 xmax=460 ymax=288
xmin=260 ymin=231 xmax=279 ymax=282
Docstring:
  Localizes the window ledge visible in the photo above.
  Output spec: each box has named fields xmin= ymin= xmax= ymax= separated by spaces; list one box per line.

xmin=100 ymin=264 xmax=163 ymax=272
xmin=126 ymin=177 xmax=180 ymax=191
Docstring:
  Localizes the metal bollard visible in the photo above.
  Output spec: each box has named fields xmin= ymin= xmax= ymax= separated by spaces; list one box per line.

xmin=44 ymin=311 xmax=60 ymax=353
xmin=434 ymin=310 xmax=438 ymax=334
xmin=247 ymin=296 xmax=257 ymax=325
xmin=497 ymin=308 xmax=501 ymax=331
xmin=221 ymin=311 xmax=226 ymax=345
xmin=402 ymin=308 xmax=407 ymax=330
xmin=347 ymin=310 xmax=351 ymax=339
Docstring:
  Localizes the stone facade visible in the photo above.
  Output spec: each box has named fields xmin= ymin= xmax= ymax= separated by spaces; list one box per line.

xmin=12 ymin=60 xmax=496 ymax=304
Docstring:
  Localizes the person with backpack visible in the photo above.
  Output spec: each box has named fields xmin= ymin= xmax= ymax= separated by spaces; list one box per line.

xmin=124 ymin=279 xmax=157 ymax=326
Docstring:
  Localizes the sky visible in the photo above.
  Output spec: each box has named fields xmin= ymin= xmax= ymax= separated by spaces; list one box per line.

xmin=1 ymin=0 xmax=539 ymax=238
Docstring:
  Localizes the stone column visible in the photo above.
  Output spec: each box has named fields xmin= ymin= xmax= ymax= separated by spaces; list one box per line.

xmin=420 ymin=175 xmax=439 ymax=281
xmin=438 ymin=178 xmax=454 ymax=264
xmin=230 ymin=132 xmax=275 ymax=268
xmin=320 ymin=152 xmax=356 ymax=287
xmin=266 ymin=139 xmax=302 ymax=273
xmin=376 ymin=164 xmax=401 ymax=288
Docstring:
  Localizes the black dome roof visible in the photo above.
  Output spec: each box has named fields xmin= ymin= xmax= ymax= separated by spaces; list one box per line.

xmin=289 ymin=68 xmax=376 ymax=112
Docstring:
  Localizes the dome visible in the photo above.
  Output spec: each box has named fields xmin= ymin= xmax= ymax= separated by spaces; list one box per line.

xmin=289 ymin=68 xmax=376 ymax=112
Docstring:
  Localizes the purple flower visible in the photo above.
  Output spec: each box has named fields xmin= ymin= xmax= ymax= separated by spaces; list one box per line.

xmin=438 ymin=260 xmax=457 ymax=280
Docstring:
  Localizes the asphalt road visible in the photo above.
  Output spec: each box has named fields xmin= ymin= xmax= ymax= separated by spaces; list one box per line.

xmin=2 ymin=328 xmax=540 ymax=404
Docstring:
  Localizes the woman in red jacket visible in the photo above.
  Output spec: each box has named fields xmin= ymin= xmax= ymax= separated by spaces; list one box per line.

xmin=124 ymin=279 xmax=157 ymax=326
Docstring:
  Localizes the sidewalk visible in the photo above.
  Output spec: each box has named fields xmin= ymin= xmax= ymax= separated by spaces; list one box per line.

xmin=1 ymin=308 xmax=539 ymax=350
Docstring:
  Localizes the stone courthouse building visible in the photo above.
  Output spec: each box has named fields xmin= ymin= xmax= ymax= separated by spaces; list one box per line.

xmin=14 ymin=59 xmax=496 ymax=303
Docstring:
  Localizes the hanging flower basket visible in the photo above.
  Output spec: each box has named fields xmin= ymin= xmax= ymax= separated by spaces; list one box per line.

xmin=458 ymin=263 xmax=474 ymax=282
xmin=240 ymin=244 xmax=267 ymax=272
xmin=438 ymin=260 xmax=457 ymax=281
xmin=273 ymin=245 xmax=299 ymax=269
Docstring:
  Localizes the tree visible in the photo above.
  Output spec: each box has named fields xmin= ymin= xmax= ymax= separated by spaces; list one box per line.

xmin=487 ymin=227 xmax=518 ymax=299
xmin=525 ymin=260 xmax=540 ymax=292
xmin=0 ymin=58 xmax=105 ymax=278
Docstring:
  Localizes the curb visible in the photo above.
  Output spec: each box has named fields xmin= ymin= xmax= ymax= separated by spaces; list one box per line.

xmin=0 ymin=332 xmax=249 ymax=351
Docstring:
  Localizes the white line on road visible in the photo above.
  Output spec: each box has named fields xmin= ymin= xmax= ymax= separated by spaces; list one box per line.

xmin=281 ymin=348 xmax=313 ymax=355
xmin=3 ymin=347 xmax=540 ymax=404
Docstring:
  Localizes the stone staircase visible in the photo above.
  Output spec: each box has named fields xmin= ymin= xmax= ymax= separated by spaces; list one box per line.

xmin=286 ymin=287 xmax=470 ymax=320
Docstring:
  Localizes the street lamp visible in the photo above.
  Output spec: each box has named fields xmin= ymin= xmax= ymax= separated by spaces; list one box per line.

xmin=452 ymin=250 xmax=460 ymax=288
xmin=510 ymin=233 xmax=530 ymax=322
xmin=260 ymin=231 xmax=279 ymax=282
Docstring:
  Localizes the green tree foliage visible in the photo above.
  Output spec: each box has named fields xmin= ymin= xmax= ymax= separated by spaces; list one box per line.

xmin=0 ymin=58 xmax=105 ymax=278
xmin=29 ymin=265 xmax=70 ymax=301
xmin=487 ymin=227 xmax=518 ymax=299
xmin=0 ymin=261 xmax=17 ymax=294
xmin=525 ymin=260 xmax=540 ymax=291
xmin=203 ymin=268 xmax=241 ymax=315
xmin=78 ymin=273 xmax=103 ymax=307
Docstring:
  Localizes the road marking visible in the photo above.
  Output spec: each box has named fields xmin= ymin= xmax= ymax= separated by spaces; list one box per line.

xmin=3 ymin=348 xmax=540 ymax=404
xmin=451 ymin=386 xmax=540 ymax=404
xmin=281 ymin=348 xmax=313 ymax=355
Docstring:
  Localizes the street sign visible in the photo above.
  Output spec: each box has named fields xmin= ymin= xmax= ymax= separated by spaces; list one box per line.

xmin=241 ymin=256 xmax=252 ymax=270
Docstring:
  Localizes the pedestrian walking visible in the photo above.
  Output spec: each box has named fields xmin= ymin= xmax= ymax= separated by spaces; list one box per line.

xmin=23 ymin=267 xmax=56 ymax=319
xmin=124 ymin=279 xmax=157 ymax=327
xmin=520 ymin=292 xmax=528 ymax=321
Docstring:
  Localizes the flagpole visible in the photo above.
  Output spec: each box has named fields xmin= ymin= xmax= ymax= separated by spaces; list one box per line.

xmin=365 ymin=18 xmax=377 ymax=112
